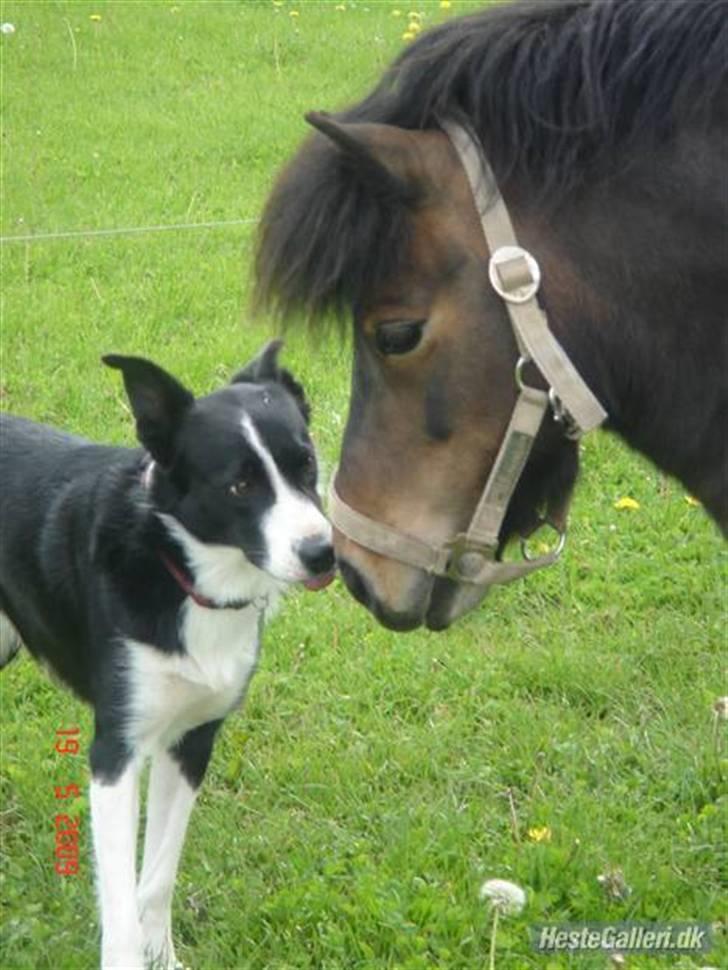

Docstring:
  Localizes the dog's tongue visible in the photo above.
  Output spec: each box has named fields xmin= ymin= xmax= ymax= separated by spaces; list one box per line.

xmin=303 ymin=570 xmax=336 ymax=591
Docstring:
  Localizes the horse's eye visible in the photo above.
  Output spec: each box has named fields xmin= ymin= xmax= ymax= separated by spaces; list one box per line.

xmin=375 ymin=320 xmax=425 ymax=356
xmin=229 ymin=480 xmax=250 ymax=498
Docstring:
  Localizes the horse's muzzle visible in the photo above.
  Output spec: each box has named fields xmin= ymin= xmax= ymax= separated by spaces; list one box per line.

xmin=337 ymin=558 xmax=428 ymax=632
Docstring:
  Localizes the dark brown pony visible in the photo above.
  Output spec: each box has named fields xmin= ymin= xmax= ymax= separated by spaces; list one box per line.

xmin=255 ymin=0 xmax=727 ymax=631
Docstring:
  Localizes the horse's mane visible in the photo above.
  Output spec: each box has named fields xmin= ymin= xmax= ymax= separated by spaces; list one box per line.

xmin=254 ymin=0 xmax=727 ymax=324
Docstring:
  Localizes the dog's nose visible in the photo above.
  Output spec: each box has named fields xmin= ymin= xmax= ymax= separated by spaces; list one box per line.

xmin=297 ymin=536 xmax=335 ymax=576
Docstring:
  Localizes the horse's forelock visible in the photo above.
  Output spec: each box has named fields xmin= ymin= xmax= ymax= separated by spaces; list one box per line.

xmin=253 ymin=136 xmax=414 ymax=329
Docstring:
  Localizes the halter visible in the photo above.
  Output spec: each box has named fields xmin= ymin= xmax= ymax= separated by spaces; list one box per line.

xmin=328 ymin=120 xmax=607 ymax=601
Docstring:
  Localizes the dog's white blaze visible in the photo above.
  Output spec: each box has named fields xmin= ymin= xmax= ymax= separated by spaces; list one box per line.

xmin=241 ymin=413 xmax=332 ymax=582
xmin=138 ymin=749 xmax=197 ymax=969
xmin=90 ymin=763 xmax=144 ymax=968
xmin=0 ymin=612 xmax=22 ymax=666
xmin=140 ymin=458 xmax=156 ymax=491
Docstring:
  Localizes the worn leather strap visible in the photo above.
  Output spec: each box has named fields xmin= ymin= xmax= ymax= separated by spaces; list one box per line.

xmin=328 ymin=477 xmax=562 ymax=583
xmin=441 ymin=118 xmax=607 ymax=435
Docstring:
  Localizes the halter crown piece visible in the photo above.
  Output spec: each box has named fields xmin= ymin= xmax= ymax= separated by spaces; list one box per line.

xmin=328 ymin=120 xmax=607 ymax=604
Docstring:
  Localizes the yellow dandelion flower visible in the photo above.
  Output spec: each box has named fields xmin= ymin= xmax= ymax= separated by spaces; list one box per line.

xmin=440 ymin=0 xmax=452 ymax=7
xmin=89 ymin=13 xmax=102 ymax=21
xmin=289 ymin=9 xmax=300 ymax=16
xmin=408 ymin=11 xmax=423 ymax=21
xmin=527 ymin=825 xmax=552 ymax=843
xmin=684 ymin=495 xmax=701 ymax=507
xmin=614 ymin=496 xmax=640 ymax=511
xmin=402 ymin=30 xmax=416 ymax=40
xmin=408 ymin=21 xmax=422 ymax=33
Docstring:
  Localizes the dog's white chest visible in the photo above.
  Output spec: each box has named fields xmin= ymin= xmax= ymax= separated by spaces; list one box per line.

xmin=124 ymin=602 xmax=267 ymax=755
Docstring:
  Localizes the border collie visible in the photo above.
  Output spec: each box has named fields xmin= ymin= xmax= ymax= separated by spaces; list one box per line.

xmin=0 ymin=340 xmax=335 ymax=969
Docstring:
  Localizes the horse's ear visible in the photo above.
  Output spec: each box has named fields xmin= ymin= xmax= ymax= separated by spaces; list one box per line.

xmin=305 ymin=112 xmax=416 ymax=201
xmin=102 ymin=355 xmax=194 ymax=467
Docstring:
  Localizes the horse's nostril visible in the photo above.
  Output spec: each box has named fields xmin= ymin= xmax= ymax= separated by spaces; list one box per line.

xmin=298 ymin=536 xmax=335 ymax=576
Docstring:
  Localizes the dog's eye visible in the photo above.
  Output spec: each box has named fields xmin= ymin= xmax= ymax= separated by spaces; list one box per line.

xmin=375 ymin=320 xmax=425 ymax=356
xmin=229 ymin=480 xmax=250 ymax=498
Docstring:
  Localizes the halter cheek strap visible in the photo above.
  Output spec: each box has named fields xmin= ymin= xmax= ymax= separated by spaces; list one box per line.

xmin=327 ymin=119 xmax=607 ymax=592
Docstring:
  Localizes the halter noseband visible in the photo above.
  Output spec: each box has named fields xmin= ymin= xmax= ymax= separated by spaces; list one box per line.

xmin=328 ymin=120 xmax=607 ymax=595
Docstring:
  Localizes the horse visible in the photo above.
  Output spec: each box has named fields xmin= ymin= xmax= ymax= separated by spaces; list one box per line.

xmin=253 ymin=0 xmax=727 ymax=632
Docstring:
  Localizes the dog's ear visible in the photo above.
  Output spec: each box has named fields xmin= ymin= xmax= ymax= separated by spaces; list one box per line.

xmin=103 ymin=355 xmax=194 ymax=467
xmin=231 ymin=339 xmax=311 ymax=424
xmin=231 ymin=339 xmax=284 ymax=384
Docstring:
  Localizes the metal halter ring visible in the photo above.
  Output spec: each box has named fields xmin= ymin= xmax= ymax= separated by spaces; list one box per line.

xmin=515 ymin=354 xmax=532 ymax=391
xmin=549 ymin=388 xmax=582 ymax=440
xmin=519 ymin=520 xmax=567 ymax=562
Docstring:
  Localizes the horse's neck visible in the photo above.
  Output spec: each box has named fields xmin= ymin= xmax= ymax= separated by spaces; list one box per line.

xmin=533 ymin=136 xmax=727 ymax=531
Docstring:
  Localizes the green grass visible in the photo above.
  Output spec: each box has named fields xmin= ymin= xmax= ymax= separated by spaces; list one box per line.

xmin=0 ymin=2 xmax=725 ymax=968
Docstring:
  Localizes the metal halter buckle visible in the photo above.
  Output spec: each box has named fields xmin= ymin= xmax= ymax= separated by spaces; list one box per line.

xmin=445 ymin=535 xmax=497 ymax=583
xmin=489 ymin=246 xmax=541 ymax=304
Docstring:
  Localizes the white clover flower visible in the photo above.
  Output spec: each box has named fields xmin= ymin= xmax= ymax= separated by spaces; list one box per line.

xmin=1 ymin=22 xmax=16 ymax=34
xmin=479 ymin=878 xmax=526 ymax=915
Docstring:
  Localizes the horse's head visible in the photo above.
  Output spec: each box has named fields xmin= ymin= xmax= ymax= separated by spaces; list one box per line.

xmin=258 ymin=116 xmax=581 ymax=630
xmin=255 ymin=0 xmax=727 ymax=630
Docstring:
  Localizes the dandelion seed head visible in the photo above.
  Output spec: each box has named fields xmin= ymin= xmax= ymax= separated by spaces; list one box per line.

xmin=479 ymin=878 xmax=526 ymax=915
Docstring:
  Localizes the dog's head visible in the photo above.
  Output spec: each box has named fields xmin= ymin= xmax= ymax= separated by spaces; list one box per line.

xmin=103 ymin=341 xmax=334 ymax=591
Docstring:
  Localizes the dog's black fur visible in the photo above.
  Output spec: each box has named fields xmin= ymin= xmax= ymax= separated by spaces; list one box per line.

xmin=0 ymin=340 xmax=333 ymax=968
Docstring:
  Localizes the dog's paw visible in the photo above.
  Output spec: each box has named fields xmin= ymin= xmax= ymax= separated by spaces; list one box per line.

xmin=143 ymin=934 xmax=180 ymax=970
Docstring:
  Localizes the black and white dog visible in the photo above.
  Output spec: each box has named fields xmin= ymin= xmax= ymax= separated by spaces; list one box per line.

xmin=0 ymin=340 xmax=334 ymax=969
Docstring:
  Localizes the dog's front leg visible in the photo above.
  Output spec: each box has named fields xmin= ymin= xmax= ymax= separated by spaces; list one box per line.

xmin=90 ymin=754 xmax=143 ymax=969
xmin=138 ymin=720 xmax=221 ymax=970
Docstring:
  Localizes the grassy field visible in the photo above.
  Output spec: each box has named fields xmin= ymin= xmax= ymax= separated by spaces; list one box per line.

xmin=0 ymin=2 xmax=725 ymax=968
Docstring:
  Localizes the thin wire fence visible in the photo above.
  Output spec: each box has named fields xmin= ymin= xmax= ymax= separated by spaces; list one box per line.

xmin=0 ymin=216 xmax=259 ymax=245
